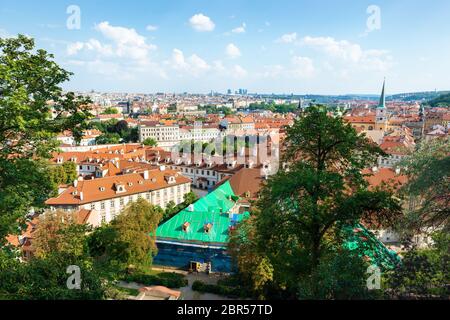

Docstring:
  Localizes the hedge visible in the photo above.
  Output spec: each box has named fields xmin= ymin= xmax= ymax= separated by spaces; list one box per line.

xmin=192 ymin=280 xmax=248 ymax=298
xmin=123 ymin=272 xmax=188 ymax=288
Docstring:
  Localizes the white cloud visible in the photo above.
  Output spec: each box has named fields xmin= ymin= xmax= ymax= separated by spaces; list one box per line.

xmin=277 ymin=32 xmax=297 ymax=43
xmin=189 ymin=13 xmax=215 ymax=32
xmin=95 ymin=21 xmax=156 ymax=61
xmin=260 ymin=65 xmax=284 ymax=78
xmin=301 ymin=36 xmax=393 ymax=72
xmin=226 ymin=43 xmax=241 ymax=59
xmin=212 ymin=60 xmax=226 ymax=72
xmin=258 ymin=58 xmax=314 ymax=80
xmin=189 ymin=54 xmax=210 ymax=72
xmin=146 ymin=25 xmax=158 ymax=31
xmin=302 ymin=36 xmax=362 ymax=62
xmin=290 ymin=56 xmax=315 ymax=78
xmin=232 ymin=65 xmax=247 ymax=78
xmin=65 ymin=22 xmax=165 ymax=81
xmin=67 ymin=21 xmax=157 ymax=69
xmin=232 ymin=23 xmax=246 ymax=34
xmin=169 ymin=48 xmax=210 ymax=76
xmin=67 ymin=41 xmax=85 ymax=55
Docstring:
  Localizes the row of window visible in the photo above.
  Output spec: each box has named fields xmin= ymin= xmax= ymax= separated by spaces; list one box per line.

xmin=90 ymin=183 xmax=190 ymax=212
xmin=173 ymin=166 xmax=217 ymax=176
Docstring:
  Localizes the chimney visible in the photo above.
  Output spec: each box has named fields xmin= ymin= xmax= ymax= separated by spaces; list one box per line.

xmin=372 ymin=166 xmax=379 ymax=173
xmin=79 ymin=192 xmax=84 ymax=201
xmin=395 ymin=167 xmax=401 ymax=175
xmin=160 ymin=165 xmax=166 ymax=171
xmin=143 ymin=170 xmax=149 ymax=180
xmin=73 ymin=180 xmax=78 ymax=187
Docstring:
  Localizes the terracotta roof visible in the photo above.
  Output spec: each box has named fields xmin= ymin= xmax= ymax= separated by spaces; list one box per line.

xmin=139 ymin=286 xmax=181 ymax=299
xmin=75 ymin=209 xmax=93 ymax=224
xmin=218 ymin=167 xmax=264 ymax=198
xmin=45 ymin=169 xmax=191 ymax=205
xmin=344 ymin=115 xmax=376 ymax=124
xmin=363 ymin=168 xmax=408 ymax=190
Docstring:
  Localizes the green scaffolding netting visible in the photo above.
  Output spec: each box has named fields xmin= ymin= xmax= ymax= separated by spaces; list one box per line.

xmin=156 ymin=181 xmax=249 ymax=246
xmin=343 ymin=223 xmax=401 ymax=269
xmin=156 ymin=182 xmax=400 ymax=269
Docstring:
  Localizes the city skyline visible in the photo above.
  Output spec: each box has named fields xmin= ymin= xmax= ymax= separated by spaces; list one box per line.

xmin=1 ymin=0 xmax=450 ymax=94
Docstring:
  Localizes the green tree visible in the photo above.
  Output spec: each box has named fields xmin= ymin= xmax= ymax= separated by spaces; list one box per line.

xmin=143 ymin=137 xmax=158 ymax=147
xmin=399 ymin=137 xmax=449 ymax=233
xmin=386 ymin=231 xmax=449 ymax=299
xmin=62 ymin=161 xmax=78 ymax=184
xmin=0 ymin=35 xmax=92 ymax=246
xmin=183 ymin=191 xmax=198 ymax=206
xmin=233 ymin=106 xmax=402 ymax=299
xmin=102 ymin=107 xmax=119 ymax=114
xmin=32 ymin=210 xmax=90 ymax=259
xmin=89 ymin=199 xmax=163 ymax=270
xmin=0 ymin=252 xmax=105 ymax=300
xmin=48 ymin=164 xmax=67 ymax=188
xmin=95 ymin=132 xmax=121 ymax=144
xmin=0 ymin=210 xmax=105 ymax=300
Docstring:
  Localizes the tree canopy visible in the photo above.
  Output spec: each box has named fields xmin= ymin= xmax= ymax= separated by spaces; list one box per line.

xmin=399 ymin=137 xmax=449 ymax=233
xmin=89 ymin=199 xmax=163 ymax=270
xmin=0 ymin=35 xmax=92 ymax=246
xmin=230 ymin=105 xmax=402 ymax=299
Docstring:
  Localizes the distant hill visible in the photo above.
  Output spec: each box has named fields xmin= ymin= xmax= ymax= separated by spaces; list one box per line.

xmin=428 ymin=93 xmax=450 ymax=107
xmin=387 ymin=91 xmax=450 ymax=102
xmin=252 ymin=91 xmax=450 ymax=103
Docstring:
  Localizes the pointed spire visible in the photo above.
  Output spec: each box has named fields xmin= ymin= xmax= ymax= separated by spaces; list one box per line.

xmin=378 ymin=78 xmax=386 ymax=109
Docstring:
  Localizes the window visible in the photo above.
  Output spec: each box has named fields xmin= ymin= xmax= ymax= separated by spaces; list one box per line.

xmin=120 ymin=198 xmax=124 ymax=206
xmin=90 ymin=203 xmax=95 ymax=210
xmin=100 ymin=202 xmax=105 ymax=210
xmin=110 ymin=200 xmax=115 ymax=208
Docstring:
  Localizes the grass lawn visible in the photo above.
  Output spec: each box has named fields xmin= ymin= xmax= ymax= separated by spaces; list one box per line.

xmin=114 ymin=286 xmax=140 ymax=297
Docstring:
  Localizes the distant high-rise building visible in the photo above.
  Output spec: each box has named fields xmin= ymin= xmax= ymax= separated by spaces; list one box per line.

xmin=227 ymin=89 xmax=232 ymax=95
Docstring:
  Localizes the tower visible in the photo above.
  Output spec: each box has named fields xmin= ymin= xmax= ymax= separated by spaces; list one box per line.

xmin=419 ymin=104 xmax=426 ymax=138
xmin=375 ymin=79 xmax=388 ymax=131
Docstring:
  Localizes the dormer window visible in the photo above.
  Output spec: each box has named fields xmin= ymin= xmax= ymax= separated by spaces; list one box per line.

xmin=164 ymin=175 xmax=176 ymax=184
xmin=128 ymin=182 xmax=133 ymax=186
xmin=99 ymin=187 xmax=105 ymax=191
xmin=204 ymin=223 xmax=213 ymax=233
xmin=138 ymin=180 xmax=143 ymax=185
xmin=114 ymin=183 xmax=126 ymax=194
xmin=182 ymin=222 xmax=190 ymax=232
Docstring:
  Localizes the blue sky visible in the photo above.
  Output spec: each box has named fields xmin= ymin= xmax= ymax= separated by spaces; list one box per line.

xmin=1 ymin=0 xmax=449 ymax=94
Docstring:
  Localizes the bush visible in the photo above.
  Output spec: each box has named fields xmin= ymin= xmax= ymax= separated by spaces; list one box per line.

xmin=122 ymin=272 xmax=187 ymax=288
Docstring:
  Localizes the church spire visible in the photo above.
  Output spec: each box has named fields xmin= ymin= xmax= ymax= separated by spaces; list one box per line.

xmin=378 ymin=78 xmax=386 ymax=109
